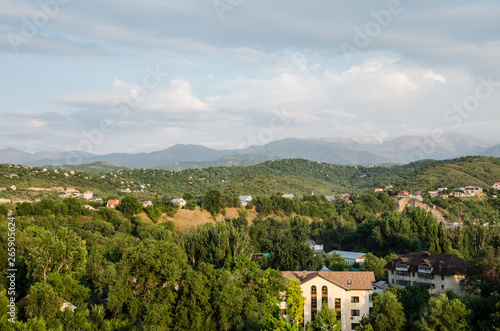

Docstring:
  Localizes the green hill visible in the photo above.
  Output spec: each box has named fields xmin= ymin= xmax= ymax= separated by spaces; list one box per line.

xmin=1 ymin=156 xmax=499 ymax=199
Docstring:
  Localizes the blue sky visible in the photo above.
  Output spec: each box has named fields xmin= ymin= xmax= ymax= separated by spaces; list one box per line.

xmin=1 ymin=0 xmax=500 ymax=154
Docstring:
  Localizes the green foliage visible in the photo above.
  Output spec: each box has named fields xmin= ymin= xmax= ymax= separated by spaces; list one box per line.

xmin=286 ymin=278 xmax=306 ymax=326
xmin=25 ymin=227 xmax=87 ymax=282
xmin=144 ymin=205 xmax=161 ymax=223
xmin=203 ymin=189 xmax=223 ymax=216
xmin=306 ymin=303 xmax=341 ymax=331
xmin=366 ymin=291 xmax=406 ymax=331
xmin=25 ymin=282 xmax=61 ymax=329
xmin=418 ymin=294 xmax=471 ymax=331
xmin=360 ymin=253 xmax=390 ymax=280
xmin=117 ymin=195 xmax=141 ymax=218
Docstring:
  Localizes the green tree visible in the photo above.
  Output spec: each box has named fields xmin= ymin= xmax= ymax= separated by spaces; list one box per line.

xmin=107 ymin=238 xmax=188 ymax=327
xmin=367 ymin=291 xmax=406 ymax=331
xmin=144 ymin=205 xmax=162 ymax=223
xmin=25 ymin=282 xmax=61 ymax=329
xmin=286 ymin=278 xmax=306 ymax=326
xmin=360 ymin=253 xmax=388 ymax=280
xmin=203 ymin=190 xmax=223 ymax=216
xmin=117 ymin=195 xmax=142 ymax=218
xmin=25 ymin=227 xmax=87 ymax=282
xmin=417 ymin=293 xmax=471 ymax=331
xmin=306 ymin=303 xmax=341 ymax=331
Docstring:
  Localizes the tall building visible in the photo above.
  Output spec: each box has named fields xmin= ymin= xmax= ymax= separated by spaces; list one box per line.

xmin=281 ymin=271 xmax=375 ymax=331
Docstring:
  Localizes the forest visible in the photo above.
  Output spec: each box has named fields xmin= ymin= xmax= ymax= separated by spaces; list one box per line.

xmin=0 ymin=184 xmax=500 ymax=330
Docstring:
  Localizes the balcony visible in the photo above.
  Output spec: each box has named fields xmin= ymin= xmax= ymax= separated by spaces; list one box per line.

xmin=418 ymin=267 xmax=432 ymax=273
xmin=417 ymin=273 xmax=434 ymax=280
xmin=396 ymin=262 xmax=408 ymax=271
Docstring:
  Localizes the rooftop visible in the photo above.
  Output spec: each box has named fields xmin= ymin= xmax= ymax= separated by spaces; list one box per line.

xmin=282 ymin=271 xmax=374 ymax=290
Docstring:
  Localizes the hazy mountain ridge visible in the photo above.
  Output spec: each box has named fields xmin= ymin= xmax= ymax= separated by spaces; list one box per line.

xmin=1 ymin=134 xmax=497 ymax=169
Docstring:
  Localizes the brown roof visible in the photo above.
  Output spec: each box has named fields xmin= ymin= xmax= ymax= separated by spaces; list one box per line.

xmin=384 ymin=252 xmax=469 ymax=276
xmin=281 ymin=271 xmax=375 ymax=290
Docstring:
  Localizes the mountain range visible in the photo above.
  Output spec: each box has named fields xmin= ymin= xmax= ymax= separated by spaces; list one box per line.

xmin=1 ymin=134 xmax=498 ymax=170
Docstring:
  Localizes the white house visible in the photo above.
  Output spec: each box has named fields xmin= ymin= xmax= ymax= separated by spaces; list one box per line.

xmin=493 ymin=182 xmax=500 ymax=190
xmin=83 ymin=191 xmax=93 ymax=200
xmin=306 ymin=239 xmax=325 ymax=254
xmin=238 ymin=195 xmax=252 ymax=206
xmin=281 ymin=271 xmax=375 ymax=331
xmin=282 ymin=193 xmax=295 ymax=199
xmin=464 ymin=186 xmax=483 ymax=195
xmin=171 ymin=198 xmax=186 ymax=208
xmin=142 ymin=201 xmax=153 ymax=208
xmin=384 ymin=252 xmax=469 ymax=295
xmin=327 ymin=250 xmax=367 ymax=265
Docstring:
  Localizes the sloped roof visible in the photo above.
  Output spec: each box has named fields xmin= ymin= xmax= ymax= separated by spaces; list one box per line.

xmin=281 ymin=271 xmax=374 ymax=290
xmin=326 ymin=250 xmax=367 ymax=260
xmin=384 ymin=252 xmax=469 ymax=276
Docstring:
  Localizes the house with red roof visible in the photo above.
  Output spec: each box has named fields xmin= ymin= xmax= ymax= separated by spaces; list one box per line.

xmin=106 ymin=199 xmax=121 ymax=208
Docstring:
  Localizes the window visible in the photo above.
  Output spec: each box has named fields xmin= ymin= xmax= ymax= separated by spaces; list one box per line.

xmin=322 ymin=286 xmax=328 ymax=306
xmin=441 ymin=275 xmax=444 ymax=281
xmin=311 ymin=286 xmax=317 ymax=320
xmin=396 ymin=261 xmax=407 ymax=269
xmin=351 ymin=323 xmax=360 ymax=330
xmin=335 ymin=298 xmax=341 ymax=320
xmin=419 ymin=263 xmax=432 ymax=272
xmin=441 ymin=285 xmax=445 ymax=291
xmin=412 ymin=272 xmax=415 ymax=277
xmin=351 ymin=309 xmax=360 ymax=317
xmin=351 ymin=296 xmax=359 ymax=303
xmin=369 ymin=294 xmax=373 ymax=302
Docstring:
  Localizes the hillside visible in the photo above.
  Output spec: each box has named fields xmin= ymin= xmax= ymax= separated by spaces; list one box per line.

xmin=45 ymin=161 xmax=130 ymax=174
xmin=1 ymin=156 xmax=499 ymax=200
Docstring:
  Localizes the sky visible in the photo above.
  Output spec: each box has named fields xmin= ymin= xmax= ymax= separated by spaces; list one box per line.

xmin=1 ymin=0 xmax=500 ymax=154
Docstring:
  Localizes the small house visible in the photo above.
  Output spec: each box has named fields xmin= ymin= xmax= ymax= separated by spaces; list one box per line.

xmin=171 ymin=198 xmax=186 ymax=208
xmin=238 ymin=195 xmax=252 ymax=206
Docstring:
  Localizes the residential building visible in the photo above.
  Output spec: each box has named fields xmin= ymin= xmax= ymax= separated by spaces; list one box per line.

xmin=8 ymin=185 xmax=16 ymax=191
xmin=384 ymin=252 xmax=469 ymax=295
xmin=142 ymin=201 xmax=153 ymax=208
xmin=325 ymin=196 xmax=336 ymax=203
xmin=326 ymin=250 xmax=367 ymax=265
xmin=0 ymin=198 xmax=11 ymax=204
xmin=238 ymin=195 xmax=252 ymax=206
xmin=372 ymin=281 xmax=388 ymax=296
xmin=374 ymin=188 xmax=384 ymax=192
xmin=282 ymin=193 xmax=295 ymax=199
xmin=83 ymin=205 xmax=97 ymax=212
xmin=106 ymin=199 xmax=121 ymax=208
xmin=306 ymin=239 xmax=325 ymax=254
xmin=493 ymin=182 xmax=500 ymax=190
xmin=397 ymin=190 xmax=409 ymax=198
xmin=83 ymin=191 xmax=93 ymax=200
xmin=171 ymin=198 xmax=186 ymax=208
xmin=280 ymin=271 xmax=375 ymax=331
xmin=384 ymin=185 xmax=393 ymax=191
xmin=464 ymin=186 xmax=483 ymax=195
